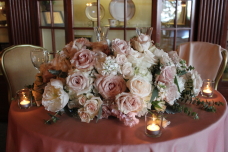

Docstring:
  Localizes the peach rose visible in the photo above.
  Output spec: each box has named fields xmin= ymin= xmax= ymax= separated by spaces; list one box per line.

xmin=115 ymin=92 xmax=143 ymax=114
xmin=70 ymin=49 xmax=96 ymax=71
xmin=126 ymin=76 xmax=152 ymax=98
xmin=84 ymin=96 xmax=103 ymax=117
xmin=132 ymin=34 xmax=151 ymax=52
xmin=51 ymin=51 xmax=71 ymax=72
xmin=66 ymin=70 xmax=93 ymax=95
xmin=94 ymin=75 xmax=127 ymax=99
xmin=78 ymin=108 xmax=92 ymax=123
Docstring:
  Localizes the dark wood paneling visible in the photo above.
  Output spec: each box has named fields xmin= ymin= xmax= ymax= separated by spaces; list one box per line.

xmin=196 ymin=0 xmax=228 ymax=48
xmin=8 ymin=0 xmax=39 ymax=45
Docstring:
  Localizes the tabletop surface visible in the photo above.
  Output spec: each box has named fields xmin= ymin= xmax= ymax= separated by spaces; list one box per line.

xmin=6 ymin=90 xmax=228 ymax=152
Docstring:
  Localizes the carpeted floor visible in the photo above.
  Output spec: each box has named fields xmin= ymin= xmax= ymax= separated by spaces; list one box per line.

xmin=0 ymin=122 xmax=7 ymax=152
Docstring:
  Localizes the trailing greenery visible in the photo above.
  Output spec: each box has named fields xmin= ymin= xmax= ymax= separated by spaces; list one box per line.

xmin=44 ymin=111 xmax=62 ymax=124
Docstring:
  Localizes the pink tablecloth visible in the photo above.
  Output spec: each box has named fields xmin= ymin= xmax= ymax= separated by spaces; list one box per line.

xmin=6 ymin=91 xmax=228 ymax=152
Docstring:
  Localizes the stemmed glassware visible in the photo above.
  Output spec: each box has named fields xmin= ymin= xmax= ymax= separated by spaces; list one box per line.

xmin=94 ymin=26 xmax=110 ymax=44
xmin=30 ymin=48 xmax=49 ymax=71
xmin=136 ymin=27 xmax=153 ymax=37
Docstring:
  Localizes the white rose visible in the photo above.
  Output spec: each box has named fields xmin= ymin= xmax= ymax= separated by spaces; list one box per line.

xmin=126 ymin=76 xmax=152 ymax=98
xmin=115 ymin=54 xmax=128 ymax=65
xmin=176 ymin=76 xmax=186 ymax=93
xmin=121 ymin=62 xmax=134 ymax=79
xmin=127 ymin=48 xmax=144 ymax=67
xmin=191 ymin=70 xmax=203 ymax=96
xmin=42 ymin=79 xmax=69 ymax=112
xmin=135 ymin=66 xmax=152 ymax=82
xmin=143 ymin=50 xmax=157 ymax=66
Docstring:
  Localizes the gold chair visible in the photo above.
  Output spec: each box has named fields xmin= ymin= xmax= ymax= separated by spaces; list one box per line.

xmin=177 ymin=41 xmax=227 ymax=90
xmin=0 ymin=44 xmax=47 ymax=103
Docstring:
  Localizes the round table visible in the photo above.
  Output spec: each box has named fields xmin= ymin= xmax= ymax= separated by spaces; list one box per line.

xmin=6 ymin=90 xmax=228 ymax=152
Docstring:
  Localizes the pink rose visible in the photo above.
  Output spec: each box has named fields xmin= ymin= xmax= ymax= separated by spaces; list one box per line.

xmin=157 ymin=66 xmax=176 ymax=84
xmin=66 ymin=70 xmax=93 ymax=95
xmin=70 ymin=49 xmax=96 ymax=71
xmin=165 ymin=83 xmax=180 ymax=105
xmin=94 ymin=75 xmax=126 ymax=99
xmin=115 ymin=54 xmax=128 ymax=65
xmin=112 ymin=38 xmax=130 ymax=56
xmin=115 ymin=92 xmax=143 ymax=114
xmin=78 ymin=108 xmax=92 ymax=123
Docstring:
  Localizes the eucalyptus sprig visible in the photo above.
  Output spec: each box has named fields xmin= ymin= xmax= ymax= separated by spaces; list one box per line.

xmin=44 ymin=111 xmax=62 ymax=124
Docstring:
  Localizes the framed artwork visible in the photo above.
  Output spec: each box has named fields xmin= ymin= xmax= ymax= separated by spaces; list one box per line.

xmin=43 ymin=11 xmax=64 ymax=26
xmin=74 ymin=35 xmax=93 ymax=42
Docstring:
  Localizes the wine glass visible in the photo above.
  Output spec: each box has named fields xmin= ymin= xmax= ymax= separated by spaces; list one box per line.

xmin=30 ymin=48 xmax=49 ymax=71
xmin=136 ymin=27 xmax=153 ymax=37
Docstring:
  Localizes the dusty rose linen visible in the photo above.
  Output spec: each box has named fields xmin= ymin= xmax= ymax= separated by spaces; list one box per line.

xmin=177 ymin=42 xmax=222 ymax=81
xmin=6 ymin=91 xmax=228 ymax=152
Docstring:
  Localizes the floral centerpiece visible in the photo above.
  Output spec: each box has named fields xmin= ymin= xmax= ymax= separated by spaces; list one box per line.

xmin=32 ymin=33 xmax=204 ymax=127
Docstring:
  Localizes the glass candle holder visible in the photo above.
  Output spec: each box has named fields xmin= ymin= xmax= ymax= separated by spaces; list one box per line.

xmin=145 ymin=110 xmax=163 ymax=137
xmin=16 ymin=88 xmax=32 ymax=109
xmin=201 ymin=79 xmax=214 ymax=97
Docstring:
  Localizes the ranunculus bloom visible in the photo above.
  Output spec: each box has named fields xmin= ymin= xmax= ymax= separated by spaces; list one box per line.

xmin=51 ymin=51 xmax=71 ymax=72
xmin=126 ymin=76 xmax=152 ymax=98
xmin=164 ymin=83 xmax=180 ymax=105
xmin=70 ymin=49 xmax=96 ymax=71
xmin=78 ymin=108 xmax=92 ymax=123
xmin=112 ymin=38 xmax=130 ymax=56
xmin=40 ymin=63 xmax=56 ymax=83
xmin=42 ymin=79 xmax=69 ymax=112
xmin=94 ymin=75 xmax=126 ymax=99
xmin=66 ymin=70 xmax=93 ymax=95
xmin=157 ymin=66 xmax=176 ymax=85
xmin=115 ymin=92 xmax=143 ymax=114
xmin=117 ymin=112 xmax=139 ymax=127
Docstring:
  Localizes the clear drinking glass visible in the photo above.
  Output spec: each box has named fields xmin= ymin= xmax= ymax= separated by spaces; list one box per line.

xmin=30 ymin=48 xmax=49 ymax=71
xmin=136 ymin=27 xmax=153 ymax=37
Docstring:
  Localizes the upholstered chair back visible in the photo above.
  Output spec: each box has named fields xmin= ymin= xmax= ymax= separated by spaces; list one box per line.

xmin=0 ymin=45 xmax=47 ymax=103
xmin=177 ymin=41 xmax=227 ymax=90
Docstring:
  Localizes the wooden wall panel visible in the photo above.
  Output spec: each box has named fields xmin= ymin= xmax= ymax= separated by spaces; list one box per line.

xmin=197 ymin=0 xmax=228 ymax=48
xmin=8 ymin=0 xmax=39 ymax=45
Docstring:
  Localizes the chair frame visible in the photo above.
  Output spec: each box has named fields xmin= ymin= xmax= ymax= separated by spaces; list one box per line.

xmin=177 ymin=42 xmax=228 ymax=90
xmin=0 ymin=44 xmax=47 ymax=103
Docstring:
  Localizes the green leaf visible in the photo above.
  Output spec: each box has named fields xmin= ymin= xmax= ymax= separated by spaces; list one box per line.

xmin=96 ymin=105 xmax=103 ymax=123
xmin=150 ymin=87 xmax=159 ymax=103
xmin=48 ymin=69 xmax=61 ymax=75
xmin=174 ymin=76 xmax=180 ymax=92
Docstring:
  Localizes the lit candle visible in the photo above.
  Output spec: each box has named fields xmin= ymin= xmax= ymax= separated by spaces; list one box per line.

xmin=20 ymin=100 xmax=30 ymax=108
xmin=146 ymin=124 xmax=160 ymax=136
xmin=202 ymin=85 xmax=213 ymax=97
